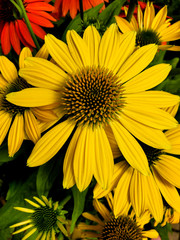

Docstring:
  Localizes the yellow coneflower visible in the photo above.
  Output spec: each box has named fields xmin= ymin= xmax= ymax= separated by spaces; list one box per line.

xmin=6 ymin=24 xmax=179 ymax=191
xmin=10 ymin=195 xmax=69 ymax=240
xmin=0 ymin=46 xmax=58 ymax=157
xmin=78 ymin=194 xmax=159 ymax=240
xmin=94 ymin=122 xmax=180 ymax=223
xmin=115 ymin=2 xmax=180 ymax=51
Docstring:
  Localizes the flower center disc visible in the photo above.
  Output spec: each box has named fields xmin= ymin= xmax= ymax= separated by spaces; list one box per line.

xmin=136 ymin=29 xmax=160 ymax=46
xmin=62 ymin=66 xmax=124 ymax=126
xmin=31 ymin=206 xmax=57 ymax=232
xmin=100 ymin=216 xmax=143 ymax=240
xmin=0 ymin=0 xmax=15 ymax=21
xmin=0 ymin=77 xmax=30 ymax=116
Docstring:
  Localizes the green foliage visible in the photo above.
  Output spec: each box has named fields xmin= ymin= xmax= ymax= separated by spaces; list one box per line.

xmin=155 ymin=222 xmax=172 ymax=240
xmin=70 ymin=185 xmax=88 ymax=234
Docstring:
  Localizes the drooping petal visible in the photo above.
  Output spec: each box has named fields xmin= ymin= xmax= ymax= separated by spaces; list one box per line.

xmin=24 ymin=110 xmax=41 ymax=143
xmin=6 ymin=88 xmax=60 ymax=107
xmin=9 ymin=21 xmax=21 ymax=55
xmin=110 ymin=120 xmax=150 ymax=175
xmin=8 ymin=114 xmax=24 ymax=157
xmin=93 ymin=199 xmax=111 ymax=222
xmin=0 ymin=111 xmax=12 ymax=145
xmin=27 ymin=120 xmax=75 ymax=167
xmin=93 ymin=161 xmax=129 ymax=199
xmin=152 ymin=167 xmax=180 ymax=213
xmin=73 ymin=126 xmax=94 ymax=191
xmin=115 ymin=16 xmax=135 ymax=33
xmin=154 ymin=155 xmax=180 ymax=188
xmin=113 ymin=167 xmax=132 ymax=217
xmin=1 ymin=22 xmax=11 ymax=55
xmin=93 ymin=126 xmax=114 ymax=190
xmin=164 ymin=125 xmax=180 ymax=154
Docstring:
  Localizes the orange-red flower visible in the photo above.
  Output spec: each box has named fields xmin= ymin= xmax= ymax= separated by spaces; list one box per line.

xmin=0 ymin=0 xmax=56 ymax=55
xmin=53 ymin=0 xmax=108 ymax=19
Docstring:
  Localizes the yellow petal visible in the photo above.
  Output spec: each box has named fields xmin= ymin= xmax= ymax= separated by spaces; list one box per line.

xmin=114 ymin=167 xmax=132 ymax=217
xmin=130 ymin=169 xmax=146 ymax=217
xmin=24 ymin=198 xmax=40 ymax=208
xmin=8 ymin=114 xmax=24 ymax=157
xmin=12 ymin=224 xmax=34 ymax=235
xmin=152 ymin=167 xmax=180 ymax=213
xmin=19 ymin=47 xmax=32 ymax=69
xmin=154 ymin=155 xmax=180 ymax=188
xmin=165 ymin=125 xmax=180 ymax=154
xmin=20 ymin=57 xmax=67 ymax=90
xmin=110 ymin=120 xmax=150 ymax=175
xmin=35 ymin=44 xmax=49 ymax=59
xmin=118 ymin=44 xmax=158 ymax=83
xmin=0 ymin=56 xmax=18 ymax=82
xmin=73 ymin=126 xmax=93 ymax=191
xmin=142 ymin=230 xmax=159 ymax=238
xmin=27 ymin=120 xmax=75 ymax=167
xmin=137 ymin=4 xmax=143 ymax=29
xmin=151 ymin=5 xmax=167 ymax=31
xmin=115 ymin=16 xmax=135 ymax=33
xmin=66 ymin=30 xmax=90 ymax=68
xmin=33 ymin=196 xmax=46 ymax=206
xmin=45 ymin=34 xmax=78 ymax=73
xmin=82 ymin=212 xmax=104 ymax=226
xmin=83 ymin=25 xmax=101 ymax=66
xmin=122 ymin=103 xmax=178 ymax=130
xmin=143 ymin=2 xmax=155 ymax=30
xmin=93 ymin=199 xmax=111 ymax=222
xmin=0 ymin=111 xmax=12 ymax=145
xmin=93 ymin=126 xmax=114 ymax=189
xmin=22 ymin=228 xmax=37 ymax=240
xmin=119 ymin=112 xmax=171 ymax=149
xmin=31 ymin=107 xmax=58 ymax=122
xmin=14 ymin=207 xmax=35 ymax=213
xmin=125 ymin=91 xmax=179 ymax=107
xmin=6 ymin=88 xmax=60 ymax=107
xmin=10 ymin=219 xmax=32 ymax=228
xmin=63 ymin=127 xmax=81 ymax=189
xmin=93 ymin=161 xmax=129 ymax=199
xmin=24 ymin=110 xmax=41 ymax=144
xmin=123 ymin=64 xmax=171 ymax=93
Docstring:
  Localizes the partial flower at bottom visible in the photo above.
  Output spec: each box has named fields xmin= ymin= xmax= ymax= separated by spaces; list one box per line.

xmin=78 ymin=194 xmax=159 ymax=240
xmin=6 ymin=24 xmax=180 ymax=191
xmin=10 ymin=195 xmax=69 ymax=240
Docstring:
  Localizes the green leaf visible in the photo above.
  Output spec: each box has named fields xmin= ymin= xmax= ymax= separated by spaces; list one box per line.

xmin=36 ymin=154 xmax=64 ymax=197
xmin=0 ymin=171 xmax=37 ymax=229
xmin=99 ymin=0 xmax=126 ymax=26
xmin=0 ymin=228 xmax=12 ymax=240
xmin=70 ymin=185 xmax=88 ymax=234
xmin=155 ymin=222 xmax=172 ymax=240
xmin=61 ymin=3 xmax=103 ymax=42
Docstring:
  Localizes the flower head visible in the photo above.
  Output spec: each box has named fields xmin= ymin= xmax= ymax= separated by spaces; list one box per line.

xmin=0 ymin=0 xmax=56 ymax=55
xmin=53 ymin=0 xmax=108 ymax=19
xmin=116 ymin=2 xmax=180 ymax=51
xmin=6 ymin=25 xmax=179 ymax=191
xmin=10 ymin=195 xmax=69 ymax=240
xmin=94 ymin=114 xmax=180 ymax=223
xmin=78 ymin=194 xmax=159 ymax=239
xmin=0 ymin=46 xmax=58 ymax=156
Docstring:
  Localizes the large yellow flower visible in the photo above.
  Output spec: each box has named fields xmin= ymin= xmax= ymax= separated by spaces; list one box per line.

xmin=115 ymin=2 xmax=180 ymax=51
xmin=78 ymin=194 xmax=159 ymax=240
xmin=6 ymin=24 xmax=179 ymax=191
xmin=0 ymin=46 xmax=57 ymax=157
xmin=94 ymin=122 xmax=180 ymax=223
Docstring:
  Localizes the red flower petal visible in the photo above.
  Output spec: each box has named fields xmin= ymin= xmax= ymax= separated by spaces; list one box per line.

xmin=16 ymin=20 xmax=36 ymax=48
xmin=9 ymin=21 xmax=21 ymax=55
xmin=27 ymin=13 xmax=54 ymax=27
xmin=30 ymin=22 xmax=46 ymax=39
xmin=1 ymin=22 xmax=11 ymax=55
xmin=27 ymin=10 xmax=56 ymax=22
xmin=25 ymin=2 xmax=55 ymax=12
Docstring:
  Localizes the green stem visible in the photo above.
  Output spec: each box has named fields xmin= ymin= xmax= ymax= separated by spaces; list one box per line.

xmin=16 ymin=0 xmax=40 ymax=50
xmin=126 ymin=0 xmax=138 ymax=22
xmin=10 ymin=0 xmax=23 ymax=18
xmin=79 ymin=0 xmax=84 ymax=22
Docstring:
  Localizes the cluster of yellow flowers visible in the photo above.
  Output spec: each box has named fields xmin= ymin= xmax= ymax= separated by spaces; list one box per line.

xmin=0 ymin=1 xmax=180 ymax=240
